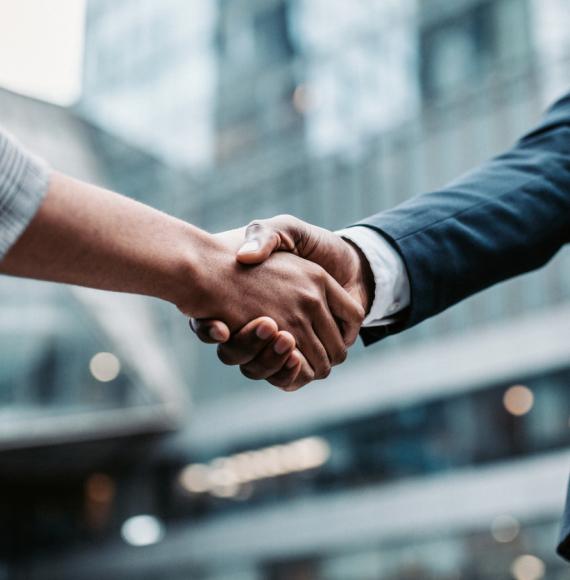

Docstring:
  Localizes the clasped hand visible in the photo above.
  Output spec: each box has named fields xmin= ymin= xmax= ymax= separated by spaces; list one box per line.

xmin=189 ymin=215 xmax=374 ymax=391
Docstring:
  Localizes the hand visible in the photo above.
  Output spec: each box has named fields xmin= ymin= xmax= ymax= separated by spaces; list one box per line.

xmin=236 ymin=215 xmax=374 ymax=313
xmin=191 ymin=315 xmax=309 ymax=390
xmin=192 ymin=216 xmax=374 ymax=390
xmin=183 ymin=227 xmax=365 ymax=381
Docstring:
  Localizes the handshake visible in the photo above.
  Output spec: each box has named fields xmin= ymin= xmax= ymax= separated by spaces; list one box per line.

xmin=186 ymin=215 xmax=374 ymax=391
xmin=0 ymin=167 xmax=375 ymax=391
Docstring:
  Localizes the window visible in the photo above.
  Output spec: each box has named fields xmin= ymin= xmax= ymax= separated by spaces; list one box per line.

xmin=420 ymin=0 xmax=530 ymax=102
xmin=254 ymin=3 xmax=294 ymax=66
xmin=170 ymin=366 xmax=570 ymax=518
xmin=421 ymin=3 xmax=493 ymax=101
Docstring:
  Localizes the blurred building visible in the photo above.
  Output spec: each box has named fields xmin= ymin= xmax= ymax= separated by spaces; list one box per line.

xmin=80 ymin=0 xmax=219 ymax=169
xmin=2 ymin=0 xmax=570 ymax=579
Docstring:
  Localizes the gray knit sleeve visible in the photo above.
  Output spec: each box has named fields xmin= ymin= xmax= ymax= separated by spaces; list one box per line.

xmin=0 ymin=128 xmax=50 ymax=260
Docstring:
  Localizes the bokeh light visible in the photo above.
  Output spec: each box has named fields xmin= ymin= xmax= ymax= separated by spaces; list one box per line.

xmin=503 ymin=385 xmax=534 ymax=416
xmin=179 ymin=464 xmax=210 ymax=494
xmin=121 ymin=515 xmax=165 ymax=547
xmin=510 ymin=554 xmax=545 ymax=580
xmin=491 ymin=514 xmax=520 ymax=543
xmin=292 ymin=84 xmax=320 ymax=114
xmin=85 ymin=473 xmax=115 ymax=503
xmin=89 ymin=352 xmax=121 ymax=382
xmin=178 ymin=436 xmax=331 ymax=497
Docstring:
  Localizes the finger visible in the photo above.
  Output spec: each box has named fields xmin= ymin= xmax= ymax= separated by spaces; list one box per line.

xmin=240 ymin=331 xmax=296 ymax=380
xmin=294 ymin=323 xmax=331 ymax=380
xmin=324 ymin=275 xmax=365 ymax=347
xmin=267 ymin=350 xmax=314 ymax=391
xmin=285 ymin=349 xmax=303 ymax=372
xmin=217 ymin=317 xmax=279 ymax=366
xmin=237 ymin=216 xmax=299 ymax=265
xmin=311 ymin=300 xmax=347 ymax=367
xmin=190 ymin=319 xmax=230 ymax=344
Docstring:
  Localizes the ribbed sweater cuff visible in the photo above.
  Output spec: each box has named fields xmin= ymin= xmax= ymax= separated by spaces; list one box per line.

xmin=0 ymin=130 xmax=50 ymax=260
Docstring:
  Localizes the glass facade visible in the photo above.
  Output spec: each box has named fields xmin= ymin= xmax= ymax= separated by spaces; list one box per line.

xmin=80 ymin=0 xmax=219 ymax=169
xmin=420 ymin=0 xmax=532 ymax=102
xmin=290 ymin=0 xmax=420 ymax=157
xmin=169 ymin=366 xmax=570 ymax=517
xmin=0 ymin=0 xmax=569 ymax=578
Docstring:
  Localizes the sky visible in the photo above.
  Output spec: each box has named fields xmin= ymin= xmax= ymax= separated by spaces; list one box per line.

xmin=0 ymin=0 xmax=86 ymax=105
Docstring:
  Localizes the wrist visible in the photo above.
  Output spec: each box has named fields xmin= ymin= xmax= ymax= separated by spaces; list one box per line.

xmin=343 ymin=238 xmax=374 ymax=315
xmin=162 ymin=224 xmax=228 ymax=316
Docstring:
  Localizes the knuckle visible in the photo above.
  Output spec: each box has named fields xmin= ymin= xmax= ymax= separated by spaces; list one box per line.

xmin=297 ymin=377 xmax=311 ymax=388
xmin=334 ymin=348 xmax=348 ymax=365
xmin=306 ymin=261 xmax=324 ymax=280
xmin=267 ymin=363 xmax=305 ymax=389
xmin=243 ymin=333 xmax=264 ymax=350
xmin=268 ymin=375 xmax=291 ymax=389
xmin=242 ymin=359 xmax=271 ymax=380
xmin=301 ymin=290 xmax=321 ymax=310
xmin=315 ymin=363 xmax=331 ymax=380
xmin=307 ymin=297 xmax=321 ymax=312
xmin=344 ymin=330 xmax=359 ymax=348
xmin=287 ymin=312 xmax=305 ymax=330
xmin=217 ymin=345 xmax=236 ymax=366
xmin=240 ymin=361 xmax=259 ymax=376
xmin=246 ymin=219 xmax=265 ymax=232
xmin=274 ymin=213 xmax=294 ymax=223
xmin=240 ymin=366 xmax=261 ymax=380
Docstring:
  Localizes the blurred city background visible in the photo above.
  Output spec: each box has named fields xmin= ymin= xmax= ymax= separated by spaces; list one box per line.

xmin=0 ymin=0 xmax=569 ymax=578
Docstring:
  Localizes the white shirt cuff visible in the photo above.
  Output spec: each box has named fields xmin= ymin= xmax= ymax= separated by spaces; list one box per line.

xmin=337 ymin=226 xmax=410 ymax=327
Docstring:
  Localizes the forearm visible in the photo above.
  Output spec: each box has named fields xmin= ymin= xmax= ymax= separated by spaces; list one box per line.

xmin=357 ymin=92 xmax=570 ymax=337
xmin=0 ymin=171 xmax=213 ymax=311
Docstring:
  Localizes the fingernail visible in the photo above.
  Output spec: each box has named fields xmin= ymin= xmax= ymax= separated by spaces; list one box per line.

xmin=238 ymin=241 xmax=260 ymax=254
xmin=209 ymin=327 xmax=226 ymax=342
xmin=256 ymin=324 xmax=273 ymax=340
xmin=274 ymin=336 xmax=291 ymax=355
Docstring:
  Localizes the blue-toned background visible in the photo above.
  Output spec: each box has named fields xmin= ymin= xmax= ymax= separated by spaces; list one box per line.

xmin=0 ymin=0 xmax=569 ymax=578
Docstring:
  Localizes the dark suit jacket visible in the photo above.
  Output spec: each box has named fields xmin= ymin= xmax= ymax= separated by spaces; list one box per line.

xmin=349 ymin=92 xmax=570 ymax=559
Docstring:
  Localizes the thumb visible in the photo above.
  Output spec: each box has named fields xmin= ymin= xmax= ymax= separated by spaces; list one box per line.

xmin=237 ymin=220 xmax=294 ymax=264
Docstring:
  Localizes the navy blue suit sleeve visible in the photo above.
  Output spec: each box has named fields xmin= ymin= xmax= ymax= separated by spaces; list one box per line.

xmin=352 ymin=92 xmax=570 ymax=346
